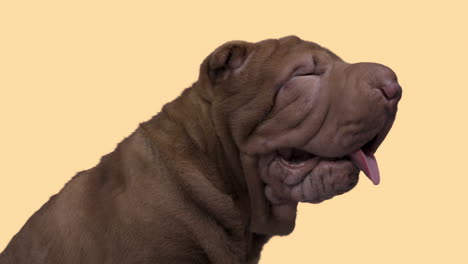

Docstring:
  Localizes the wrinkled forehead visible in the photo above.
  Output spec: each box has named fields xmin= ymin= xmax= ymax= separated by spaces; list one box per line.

xmin=251 ymin=36 xmax=342 ymax=63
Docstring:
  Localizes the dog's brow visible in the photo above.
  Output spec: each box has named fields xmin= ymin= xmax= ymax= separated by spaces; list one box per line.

xmin=322 ymin=48 xmax=342 ymax=60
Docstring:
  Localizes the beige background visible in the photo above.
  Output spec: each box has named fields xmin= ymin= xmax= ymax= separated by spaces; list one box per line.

xmin=1 ymin=0 xmax=466 ymax=263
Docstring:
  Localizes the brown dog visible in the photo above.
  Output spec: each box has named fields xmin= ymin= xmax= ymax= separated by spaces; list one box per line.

xmin=0 ymin=36 xmax=402 ymax=263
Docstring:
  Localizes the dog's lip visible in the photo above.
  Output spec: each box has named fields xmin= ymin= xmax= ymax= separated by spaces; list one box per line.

xmin=275 ymin=152 xmax=353 ymax=186
xmin=362 ymin=119 xmax=394 ymax=154
xmin=276 ymin=130 xmax=382 ymax=167
xmin=277 ymin=154 xmax=319 ymax=169
xmin=344 ymin=122 xmax=395 ymax=185
xmin=277 ymin=151 xmax=351 ymax=167
xmin=276 ymin=149 xmax=350 ymax=170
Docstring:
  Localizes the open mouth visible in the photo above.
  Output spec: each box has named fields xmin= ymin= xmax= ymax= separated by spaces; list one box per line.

xmin=277 ymin=148 xmax=319 ymax=166
xmin=256 ymin=117 xmax=397 ymax=207
xmin=276 ymin=132 xmax=384 ymax=185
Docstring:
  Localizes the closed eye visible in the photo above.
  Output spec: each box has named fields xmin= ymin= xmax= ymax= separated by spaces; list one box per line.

xmin=292 ymin=60 xmax=323 ymax=77
xmin=294 ymin=70 xmax=321 ymax=76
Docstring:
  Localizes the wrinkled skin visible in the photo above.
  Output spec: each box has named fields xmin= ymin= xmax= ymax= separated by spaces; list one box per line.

xmin=203 ymin=36 xmax=402 ymax=235
xmin=0 ymin=36 xmax=401 ymax=263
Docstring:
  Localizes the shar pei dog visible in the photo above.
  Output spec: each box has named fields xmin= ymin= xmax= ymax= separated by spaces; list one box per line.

xmin=0 ymin=36 xmax=402 ymax=263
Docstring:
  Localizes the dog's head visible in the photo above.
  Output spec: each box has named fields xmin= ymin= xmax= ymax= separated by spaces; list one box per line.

xmin=198 ymin=36 xmax=402 ymax=235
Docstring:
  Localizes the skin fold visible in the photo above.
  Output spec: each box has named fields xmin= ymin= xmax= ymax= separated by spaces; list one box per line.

xmin=0 ymin=36 xmax=401 ymax=263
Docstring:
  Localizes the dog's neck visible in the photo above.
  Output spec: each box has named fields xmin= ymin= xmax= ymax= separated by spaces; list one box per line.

xmin=141 ymin=83 xmax=275 ymax=257
xmin=152 ymin=83 xmax=250 ymax=205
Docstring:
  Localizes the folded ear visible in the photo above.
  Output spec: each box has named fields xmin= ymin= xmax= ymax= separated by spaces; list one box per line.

xmin=207 ymin=41 xmax=250 ymax=81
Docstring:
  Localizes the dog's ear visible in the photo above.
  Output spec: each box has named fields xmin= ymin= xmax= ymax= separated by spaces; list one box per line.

xmin=207 ymin=41 xmax=250 ymax=81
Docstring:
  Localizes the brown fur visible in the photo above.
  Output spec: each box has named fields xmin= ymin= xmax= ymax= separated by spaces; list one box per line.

xmin=0 ymin=36 xmax=401 ymax=263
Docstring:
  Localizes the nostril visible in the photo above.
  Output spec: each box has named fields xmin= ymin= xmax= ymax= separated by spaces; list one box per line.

xmin=378 ymin=81 xmax=401 ymax=100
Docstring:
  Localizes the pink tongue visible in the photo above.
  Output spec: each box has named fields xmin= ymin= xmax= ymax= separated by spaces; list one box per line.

xmin=349 ymin=149 xmax=380 ymax=185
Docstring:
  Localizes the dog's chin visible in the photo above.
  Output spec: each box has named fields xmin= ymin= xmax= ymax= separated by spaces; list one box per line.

xmin=268 ymin=148 xmax=360 ymax=203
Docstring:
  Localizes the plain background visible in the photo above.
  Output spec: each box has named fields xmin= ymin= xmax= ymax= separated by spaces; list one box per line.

xmin=1 ymin=1 xmax=466 ymax=263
